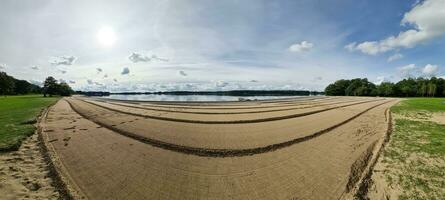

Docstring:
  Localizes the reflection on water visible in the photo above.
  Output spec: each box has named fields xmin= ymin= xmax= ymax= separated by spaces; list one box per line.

xmin=103 ymin=94 xmax=305 ymax=102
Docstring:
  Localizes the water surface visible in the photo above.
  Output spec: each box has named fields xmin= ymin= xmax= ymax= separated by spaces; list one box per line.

xmin=103 ymin=94 xmax=307 ymax=102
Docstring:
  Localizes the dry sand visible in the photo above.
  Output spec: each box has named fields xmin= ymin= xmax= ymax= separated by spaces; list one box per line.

xmin=39 ymin=96 xmax=398 ymax=199
xmin=0 ymin=133 xmax=59 ymax=200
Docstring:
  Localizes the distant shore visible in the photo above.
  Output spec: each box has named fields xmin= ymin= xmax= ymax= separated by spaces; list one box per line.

xmin=78 ymin=90 xmax=325 ymax=97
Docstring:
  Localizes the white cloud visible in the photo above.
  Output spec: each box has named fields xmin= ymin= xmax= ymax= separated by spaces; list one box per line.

xmin=31 ymin=66 xmax=39 ymax=70
xmin=398 ymin=64 xmax=417 ymax=78
xmin=344 ymin=42 xmax=356 ymax=52
xmin=59 ymin=70 xmax=67 ymax=74
xmin=178 ymin=70 xmax=187 ymax=76
xmin=69 ymin=80 xmax=76 ymax=84
xmin=121 ymin=67 xmax=130 ymax=75
xmin=422 ymin=64 xmax=439 ymax=77
xmin=387 ymin=53 xmax=404 ymax=62
xmin=50 ymin=55 xmax=77 ymax=65
xmin=215 ymin=81 xmax=229 ymax=88
xmin=374 ymin=76 xmax=388 ymax=85
xmin=250 ymin=80 xmax=258 ymax=82
xmin=87 ymin=79 xmax=93 ymax=84
xmin=288 ymin=41 xmax=314 ymax=52
xmin=128 ymin=52 xmax=169 ymax=63
xmin=151 ymin=55 xmax=169 ymax=62
xmin=113 ymin=78 xmax=118 ymax=82
xmin=347 ymin=0 xmax=445 ymax=55
xmin=96 ymin=68 xmax=102 ymax=73
xmin=129 ymin=52 xmax=151 ymax=63
xmin=103 ymin=74 xmax=108 ymax=78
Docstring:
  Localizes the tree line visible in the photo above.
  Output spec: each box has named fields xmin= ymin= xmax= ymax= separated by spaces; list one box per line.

xmin=325 ymin=77 xmax=445 ymax=97
xmin=0 ymin=71 xmax=73 ymax=97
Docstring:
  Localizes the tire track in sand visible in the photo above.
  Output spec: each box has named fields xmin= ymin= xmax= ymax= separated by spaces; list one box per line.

xmin=95 ymin=96 xmax=337 ymax=110
xmin=66 ymin=99 xmax=394 ymax=157
xmin=94 ymin=98 xmax=361 ymax=115
xmin=74 ymin=98 xmax=385 ymax=124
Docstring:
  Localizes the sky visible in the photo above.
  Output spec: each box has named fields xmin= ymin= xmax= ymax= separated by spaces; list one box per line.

xmin=1 ymin=0 xmax=445 ymax=92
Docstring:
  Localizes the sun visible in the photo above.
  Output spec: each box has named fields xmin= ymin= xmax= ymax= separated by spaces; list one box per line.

xmin=97 ymin=26 xmax=116 ymax=47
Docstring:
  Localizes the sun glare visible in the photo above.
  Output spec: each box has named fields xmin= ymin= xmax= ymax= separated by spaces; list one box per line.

xmin=97 ymin=26 xmax=116 ymax=47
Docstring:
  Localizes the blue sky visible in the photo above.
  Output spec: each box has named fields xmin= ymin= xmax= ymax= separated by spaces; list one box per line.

xmin=0 ymin=0 xmax=444 ymax=91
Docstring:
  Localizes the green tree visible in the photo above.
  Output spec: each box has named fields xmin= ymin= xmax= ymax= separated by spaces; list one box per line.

xmin=0 ymin=72 xmax=15 ymax=96
xmin=325 ymin=79 xmax=351 ymax=96
xmin=427 ymin=82 xmax=436 ymax=97
xmin=376 ymin=82 xmax=394 ymax=97
xmin=43 ymin=76 xmax=58 ymax=97
xmin=57 ymin=82 xmax=74 ymax=96
xmin=419 ymin=82 xmax=427 ymax=97
xmin=14 ymin=79 xmax=32 ymax=94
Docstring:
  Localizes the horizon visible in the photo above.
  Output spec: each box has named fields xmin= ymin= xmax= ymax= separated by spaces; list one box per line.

xmin=1 ymin=0 xmax=445 ymax=92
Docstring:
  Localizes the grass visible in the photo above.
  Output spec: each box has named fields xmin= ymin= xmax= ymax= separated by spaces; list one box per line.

xmin=391 ymin=98 xmax=445 ymax=113
xmin=380 ymin=98 xmax=445 ymax=199
xmin=0 ymin=95 xmax=59 ymax=151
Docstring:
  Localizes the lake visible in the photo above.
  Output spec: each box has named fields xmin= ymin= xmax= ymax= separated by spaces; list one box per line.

xmin=102 ymin=94 xmax=309 ymax=102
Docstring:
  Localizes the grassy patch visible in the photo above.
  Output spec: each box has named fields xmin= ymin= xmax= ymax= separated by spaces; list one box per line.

xmin=0 ymin=95 xmax=59 ymax=151
xmin=381 ymin=98 xmax=445 ymax=199
xmin=391 ymin=98 xmax=445 ymax=113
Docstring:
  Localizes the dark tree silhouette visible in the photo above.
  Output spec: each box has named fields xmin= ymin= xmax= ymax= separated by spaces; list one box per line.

xmin=0 ymin=72 xmax=15 ymax=96
xmin=325 ymin=77 xmax=445 ymax=97
xmin=43 ymin=77 xmax=58 ymax=97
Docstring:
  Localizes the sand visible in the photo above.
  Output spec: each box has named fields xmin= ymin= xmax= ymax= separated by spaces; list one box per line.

xmin=39 ymin=96 xmax=398 ymax=199
xmin=0 ymin=133 xmax=59 ymax=200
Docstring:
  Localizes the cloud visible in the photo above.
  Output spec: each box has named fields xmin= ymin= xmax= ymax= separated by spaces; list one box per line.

xmin=96 ymin=68 xmax=102 ymax=73
xmin=288 ymin=41 xmax=314 ymax=52
xmin=128 ymin=52 xmax=168 ymax=63
xmin=347 ymin=0 xmax=445 ymax=55
xmin=69 ymin=80 xmax=76 ymax=84
xmin=59 ymin=70 xmax=67 ymax=74
xmin=87 ymin=79 xmax=94 ymax=85
xmin=121 ymin=67 xmax=130 ymax=75
xmin=344 ymin=42 xmax=356 ymax=52
xmin=422 ymin=64 xmax=439 ymax=77
xmin=387 ymin=53 xmax=404 ymax=62
xmin=314 ymin=76 xmax=323 ymax=81
xmin=128 ymin=52 xmax=151 ymax=63
xmin=215 ymin=81 xmax=229 ymax=88
xmin=113 ymin=78 xmax=118 ymax=82
xmin=50 ymin=55 xmax=77 ymax=65
xmin=374 ymin=76 xmax=389 ymax=85
xmin=398 ymin=64 xmax=417 ymax=78
xmin=103 ymin=74 xmax=108 ymax=78
xmin=151 ymin=55 xmax=169 ymax=62
xmin=29 ymin=80 xmax=42 ymax=86
xmin=31 ymin=66 xmax=39 ymax=70
xmin=250 ymin=80 xmax=258 ymax=82
xmin=178 ymin=70 xmax=187 ymax=76
xmin=0 ymin=64 xmax=7 ymax=70
xmin=58 ymin=79 xmax=66 ymax=83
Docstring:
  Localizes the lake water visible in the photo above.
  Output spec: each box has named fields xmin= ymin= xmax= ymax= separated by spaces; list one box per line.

xmin=103 ymin=94 xmax=307 ymax=102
